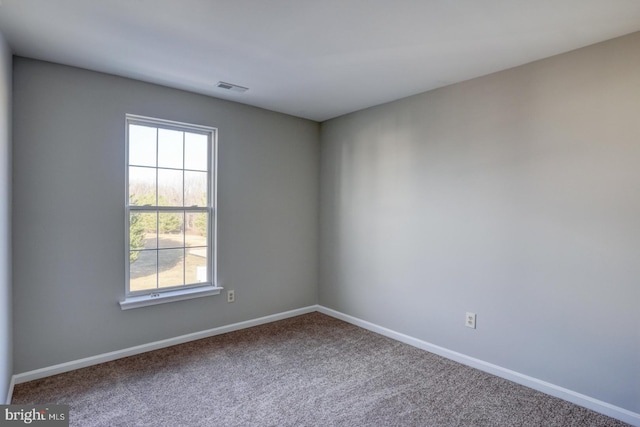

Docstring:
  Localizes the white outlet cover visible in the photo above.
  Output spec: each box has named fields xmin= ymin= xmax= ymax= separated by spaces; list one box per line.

xmin=466 ymin=312 xmax=476 ymax=329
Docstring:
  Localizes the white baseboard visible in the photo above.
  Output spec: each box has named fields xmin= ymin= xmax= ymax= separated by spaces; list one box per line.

xmin=317 ymin=306 xmax=640 ymax=427
xmin=8 ymin=304 xmax=638 ymax=426
xmin=10 ymin=305 xmax=319 ymax=389
xmin=5 ymin=376 xmax=14 ymax=404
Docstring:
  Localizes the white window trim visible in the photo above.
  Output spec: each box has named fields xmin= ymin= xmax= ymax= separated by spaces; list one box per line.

xmin=119 ymin=285 xmax=223 ymax=310
xmin=120 ymin=114 xmax=219 ymax=310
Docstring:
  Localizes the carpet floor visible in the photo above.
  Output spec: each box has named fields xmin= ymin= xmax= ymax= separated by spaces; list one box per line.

xmin=12 ymin=312 xmax=629 ymax=426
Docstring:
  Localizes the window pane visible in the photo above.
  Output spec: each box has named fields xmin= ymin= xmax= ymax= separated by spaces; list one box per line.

xmin=158 ymin=168 xmax=183 ymax=206
xmin=158 ymin=212 xmax=183 ymax=248
xmin=126 ymin=116 xmax=215 ymax=297
xmin=184 ymin=171 xmax=207 ymax=206
xmin=129 ymin=167 xmax=156 ymax=205
xmin=186 ymin=249 xmax=208 ymax=284
xmin=130 ymin=250 xmax=157 ymax=292
xmin=184 ymin=132 xmax=208 ymax=171
xmin=129 ymin=125 xmax=157 ymax=167
xmin=158 ymin=249 xmax=185 ymax=288
xmin=158 ymin=129 xmax=183 ymax=169
xmin=185 ymin=212 xmax=207 ymax=247
xmin=130 ymin=212 xmax=157 ymax=250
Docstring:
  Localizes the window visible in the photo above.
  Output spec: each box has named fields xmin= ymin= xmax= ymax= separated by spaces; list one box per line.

xmin=121 ymin=115 xmax=220 ymax=309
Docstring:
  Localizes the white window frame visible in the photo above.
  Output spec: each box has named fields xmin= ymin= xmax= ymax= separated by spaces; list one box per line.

xmin=120 ymin=114 xmax=221 ymax=310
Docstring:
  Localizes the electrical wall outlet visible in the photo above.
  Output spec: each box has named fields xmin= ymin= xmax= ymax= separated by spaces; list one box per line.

xmin=227 ymin=290 xmax=235 ymax=303
xmin=465 ymin=312 xmax=476 ymax=329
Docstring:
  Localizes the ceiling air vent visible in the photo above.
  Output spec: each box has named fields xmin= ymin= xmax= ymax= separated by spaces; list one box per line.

xmin=215 ymin=81 xmax=249 ymax=93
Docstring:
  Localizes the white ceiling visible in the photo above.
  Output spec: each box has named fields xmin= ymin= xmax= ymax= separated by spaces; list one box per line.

xmin=1 ymin=1 xmax=640 ymax=121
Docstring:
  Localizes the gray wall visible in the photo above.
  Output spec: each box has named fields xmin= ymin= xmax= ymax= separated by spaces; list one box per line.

xmin=0 ymin=34 xmax=12 ymax=404
xmin=12 ymin=58 xmax=319 ymax=373
xmin=320 ymin=32 xmax=640 ymax=413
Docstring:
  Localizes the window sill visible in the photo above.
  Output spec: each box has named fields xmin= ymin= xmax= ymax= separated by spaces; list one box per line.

xmin=119 ymin=286 xmax=223 ymax=310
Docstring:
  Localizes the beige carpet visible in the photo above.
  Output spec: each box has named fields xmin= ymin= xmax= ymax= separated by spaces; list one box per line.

xmin=12 ymin=312 xmax=629 ymax=426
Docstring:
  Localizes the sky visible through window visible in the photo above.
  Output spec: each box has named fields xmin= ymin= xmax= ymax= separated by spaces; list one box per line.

xmin=129 ymin=125 xmax=208 ymax=206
